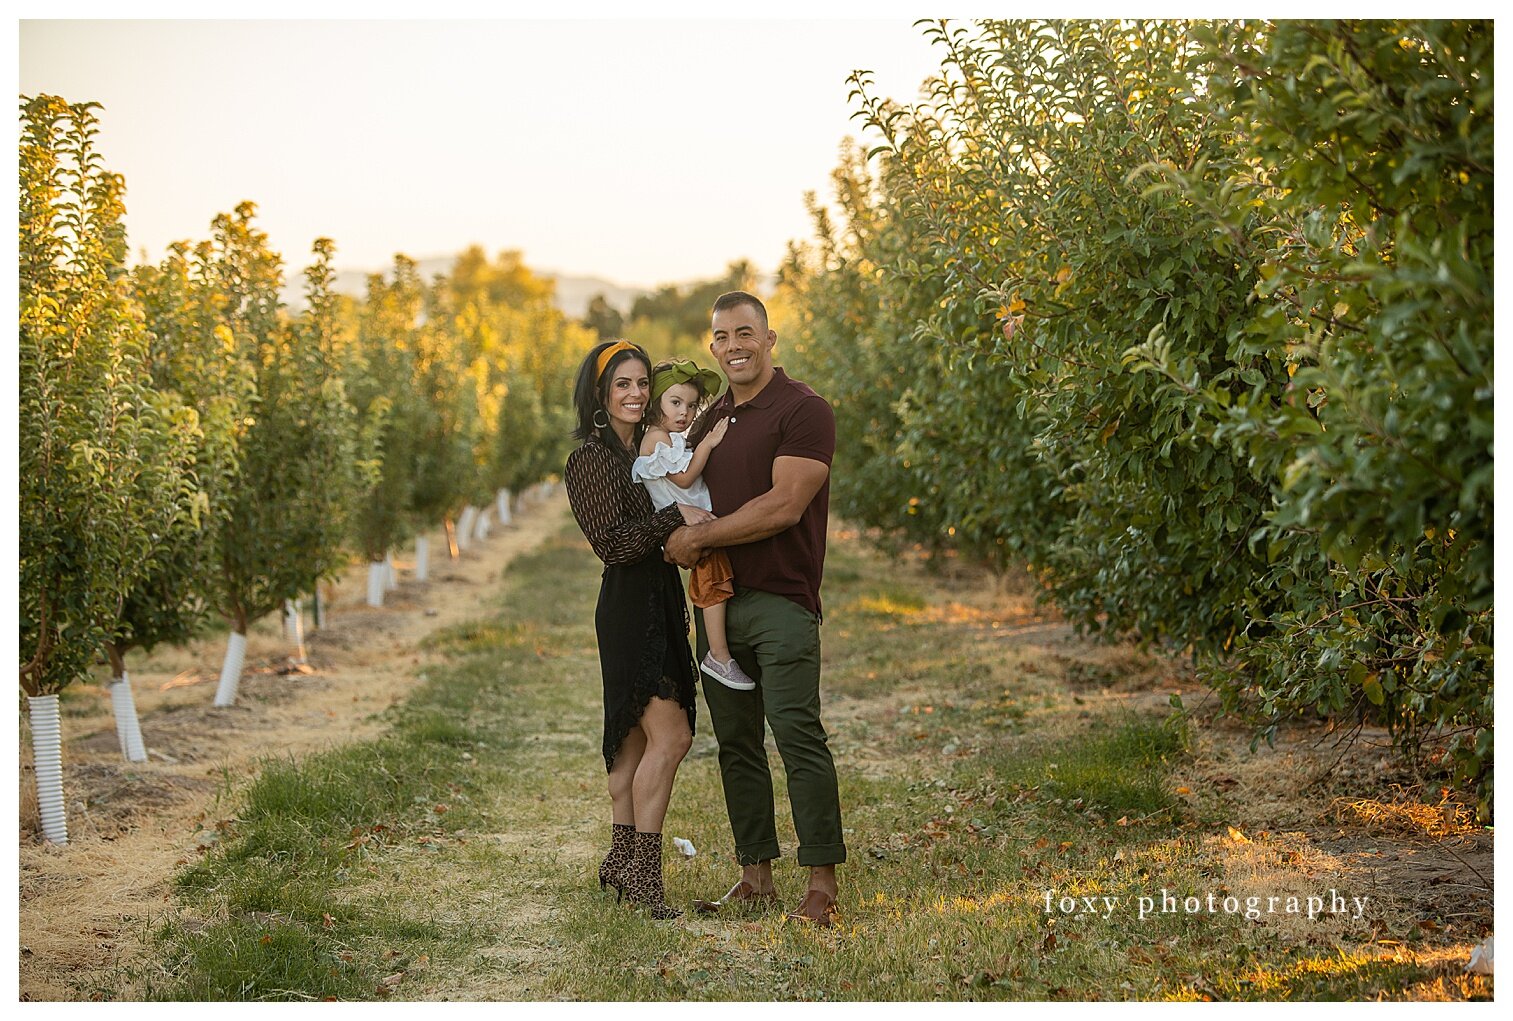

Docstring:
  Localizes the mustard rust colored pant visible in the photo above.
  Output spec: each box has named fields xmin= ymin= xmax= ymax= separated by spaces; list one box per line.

xmin=695 ymin=587 xmax=846 ymax=867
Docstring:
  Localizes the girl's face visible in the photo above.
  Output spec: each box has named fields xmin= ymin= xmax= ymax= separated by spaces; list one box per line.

xmin=605 ymin=359 xmax=649 ymax=428
xmin=657 ymin=382 xmax=700 ymax=433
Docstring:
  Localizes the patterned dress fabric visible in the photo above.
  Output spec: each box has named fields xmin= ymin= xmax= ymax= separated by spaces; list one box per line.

xmin=564 ymin=436 xmax=698 ymax=770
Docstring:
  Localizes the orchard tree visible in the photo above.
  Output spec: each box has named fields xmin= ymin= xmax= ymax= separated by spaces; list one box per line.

xmin=207 ymin=211 xmax=372 ymax=705
xmin=790 ymin=19 xmax=1492 ymax=812
xmin=19 ymin=95 xmax=197 ymax=838
xmin=1139 ymin=21 xmax=1495 ymax=813
xmin=408 ymin=273 xmax=484 ymax=559
xmin=582 ymin=293 xmax=625 ymax=339
xmin=98 ymin=240 xmax=257 ymax=758
xmin=349 ymin=255 xmax=427 ymax=602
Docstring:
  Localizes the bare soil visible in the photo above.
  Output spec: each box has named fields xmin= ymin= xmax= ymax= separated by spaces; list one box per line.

xmin=17 ymin=490 xmax=568 ymax=1001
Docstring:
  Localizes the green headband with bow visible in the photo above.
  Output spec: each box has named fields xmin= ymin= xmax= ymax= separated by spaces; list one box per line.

xmin=651 ymin=359 xmax=724 ymax=404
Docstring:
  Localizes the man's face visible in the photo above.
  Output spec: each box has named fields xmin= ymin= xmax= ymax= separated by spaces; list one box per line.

xmin=710 ymin=304 xmax=776 ymax=389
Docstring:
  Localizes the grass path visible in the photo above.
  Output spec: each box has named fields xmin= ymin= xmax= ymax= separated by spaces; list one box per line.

xmin=120 ymin=512 xmax=1492 ymax=1001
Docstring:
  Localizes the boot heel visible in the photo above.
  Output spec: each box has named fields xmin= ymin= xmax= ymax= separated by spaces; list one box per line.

xmin=599 ymin=822 xmax=635 ymax=898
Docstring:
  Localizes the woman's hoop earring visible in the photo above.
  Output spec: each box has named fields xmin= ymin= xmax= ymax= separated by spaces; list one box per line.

xmin=592 ymin=409 xmax=610 ymax=430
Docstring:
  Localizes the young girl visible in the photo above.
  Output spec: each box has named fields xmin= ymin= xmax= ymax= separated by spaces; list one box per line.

xmin=632 ymin=359 xmax=756 ymax=691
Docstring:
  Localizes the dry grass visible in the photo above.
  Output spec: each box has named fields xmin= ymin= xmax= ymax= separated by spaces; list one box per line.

xmin=17 ymin=488 xmax=568 ymax=1001
xmin=19 ymin=505 xmax=1494 ymax=1001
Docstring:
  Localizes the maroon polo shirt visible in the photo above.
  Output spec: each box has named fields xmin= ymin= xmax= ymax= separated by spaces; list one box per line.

xmin=691 ymin=367 xmax=834 ymax=619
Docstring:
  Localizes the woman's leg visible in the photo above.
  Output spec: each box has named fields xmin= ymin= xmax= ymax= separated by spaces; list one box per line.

xmin=608 ymin=725 xmax=646 ymax=826
xmin=631 ymin=695 xmax=693 ymax=834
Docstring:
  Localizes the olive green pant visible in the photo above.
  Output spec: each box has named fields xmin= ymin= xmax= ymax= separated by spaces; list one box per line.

xmin=695 ymin=587 xmax=846 ymax=867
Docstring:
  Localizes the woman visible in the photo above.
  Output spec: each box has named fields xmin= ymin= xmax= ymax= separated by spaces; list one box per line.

xmin=562 ymin=339 xmax=709 ymax=919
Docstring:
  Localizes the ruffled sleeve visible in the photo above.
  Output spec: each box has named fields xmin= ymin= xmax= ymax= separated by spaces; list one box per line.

xmin=631 ymin=432 xmax=694 ymax=482
xmin=565 ymin=440 xmax=684 ymax=566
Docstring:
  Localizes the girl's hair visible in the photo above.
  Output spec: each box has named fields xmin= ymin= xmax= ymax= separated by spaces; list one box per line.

xmin=572 ymin=339 xmax=652 ymax=455
xmin=645 ymin=359 xmax=713 ymax=430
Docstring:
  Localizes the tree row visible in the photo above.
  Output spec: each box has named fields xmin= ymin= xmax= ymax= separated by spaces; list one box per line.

xmin=778 ymin=21 xmax=1492 ymax=817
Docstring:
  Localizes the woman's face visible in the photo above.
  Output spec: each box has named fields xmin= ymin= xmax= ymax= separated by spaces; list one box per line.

xmin=657 ymin=382 xmax=700 ymax=434
xmin=604 ymin=358 xmax=649 ymax=428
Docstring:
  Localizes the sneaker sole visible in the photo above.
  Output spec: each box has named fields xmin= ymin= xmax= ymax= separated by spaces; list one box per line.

xmin=700 ymin=662 xmax=756 ymax=690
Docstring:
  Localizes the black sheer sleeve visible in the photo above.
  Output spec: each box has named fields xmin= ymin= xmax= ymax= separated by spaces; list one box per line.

xmin=564 ymin=441 xmax=684 ymax=566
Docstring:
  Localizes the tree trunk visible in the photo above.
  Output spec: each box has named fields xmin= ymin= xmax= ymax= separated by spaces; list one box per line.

xmin=285 ymin=599 xmax=307 ymax=664
xmin=457 ymin=507 xmax=477 ymax=552
xmin=214 ymin=615 xmax=249 ymax=707
xmin=105 ymin=643 xmax=148 ymax=762
xmin=28 ymin=694 xmax=68 ymax=844
xmin=367 ymin=561 xmax=385 ymax=608
xmin=415 ymin=535 xmax=430 ymax=582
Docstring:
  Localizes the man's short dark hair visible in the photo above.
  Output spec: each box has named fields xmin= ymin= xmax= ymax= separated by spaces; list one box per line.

xmin=712 ymin=290 xmax=768 ymax=330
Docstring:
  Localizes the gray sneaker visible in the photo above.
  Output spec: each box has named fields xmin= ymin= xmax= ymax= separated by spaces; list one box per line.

xmin=701 ymin=652 xmax=756 ymax=691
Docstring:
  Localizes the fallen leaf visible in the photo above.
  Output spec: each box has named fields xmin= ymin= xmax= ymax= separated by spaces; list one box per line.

xmin=1227 ymin=826 xmax=1251 ymax=844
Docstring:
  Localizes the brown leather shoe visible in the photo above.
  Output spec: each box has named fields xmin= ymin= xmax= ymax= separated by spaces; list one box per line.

xmin=692 ymin=880 xmax=779 ymax=915
xmin=785 ymin=888 xmax=839 ymax=928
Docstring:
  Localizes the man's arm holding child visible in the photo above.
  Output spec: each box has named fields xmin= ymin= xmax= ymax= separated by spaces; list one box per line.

xmin=664 ymin=455 xmax=828 ymax=568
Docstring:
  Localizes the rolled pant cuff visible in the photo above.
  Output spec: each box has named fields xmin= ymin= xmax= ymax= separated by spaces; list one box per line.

xmin=735 ymin=841 xmax=782 ymax=866
xmin=796 ymin=842 xmax=848 ymax=867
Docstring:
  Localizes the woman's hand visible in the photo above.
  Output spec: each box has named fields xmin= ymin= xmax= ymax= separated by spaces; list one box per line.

xmin=676 ymin=503 xmax=716 ymax=525
xmin=700 ymin=415 xmax=730 ymax=450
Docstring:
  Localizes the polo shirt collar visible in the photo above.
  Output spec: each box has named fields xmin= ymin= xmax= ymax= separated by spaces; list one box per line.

xmin=724 ymin=366 xmax=788 ymax=410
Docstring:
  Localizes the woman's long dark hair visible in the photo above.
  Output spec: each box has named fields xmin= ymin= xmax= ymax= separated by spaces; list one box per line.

xmin=572 ymin=339 xmax=652 ymax=457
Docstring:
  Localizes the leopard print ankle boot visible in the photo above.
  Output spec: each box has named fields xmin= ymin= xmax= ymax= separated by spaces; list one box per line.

xmin=599 ymin=823 xmax=635 ymax=899
xmin=625 ymin=830 xmax=682 ymax=919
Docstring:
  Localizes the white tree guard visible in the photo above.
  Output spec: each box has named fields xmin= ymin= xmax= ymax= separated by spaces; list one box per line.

xmin=497 ymin=488 xmax=512 ymax=525
xmin=29 ymin=694 xmax=69 ymax=845
xmin=415 ymin=535 xmax=430 ymax=582
xmin=457 ymin=507 xmax=477 ymax=551
xmin=474 ymin=507 xmax=491 ymax=541
xmin=285 ymin=599 xmax=308 ymax=663
xmin=214 ymin=631 xmax=248 ymax=707
xmin=384 ymin=551 xmax=398 ymax=591
xmin=109 ymin=671 xmax=148 ymax=762
xmin=367 ymin=561 xmax=385 ymax=608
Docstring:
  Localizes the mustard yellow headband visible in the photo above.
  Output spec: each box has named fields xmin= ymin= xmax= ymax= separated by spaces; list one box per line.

xmin=595 ymin=340 xmax=639 ymax=382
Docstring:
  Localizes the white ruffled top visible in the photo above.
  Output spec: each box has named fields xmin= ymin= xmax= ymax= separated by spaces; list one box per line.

xmin=631 ymin=431 xmax=713 ymax=512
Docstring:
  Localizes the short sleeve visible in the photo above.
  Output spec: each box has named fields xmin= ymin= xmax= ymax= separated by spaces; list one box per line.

xmin=631 ymin=433 xmax=694 ymax=482
xmin=775 ymin=394 xmax=835 ymax=466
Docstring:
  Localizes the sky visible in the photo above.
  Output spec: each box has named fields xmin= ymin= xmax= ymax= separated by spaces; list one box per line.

xmin=18 ymin=17 xmax=946 ymax=290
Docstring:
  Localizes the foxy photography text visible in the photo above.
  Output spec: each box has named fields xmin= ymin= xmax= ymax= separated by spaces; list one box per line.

xmin=1043 ymin=888 xmax=1371 ymax=923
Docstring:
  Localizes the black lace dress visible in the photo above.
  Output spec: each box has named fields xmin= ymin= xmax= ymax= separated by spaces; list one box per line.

xmin=563 ymin=436 xmax=698 ymax=771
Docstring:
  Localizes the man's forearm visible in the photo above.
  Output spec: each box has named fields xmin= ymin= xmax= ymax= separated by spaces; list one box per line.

xmin=686 ymin=489 xmax=800 ymax=551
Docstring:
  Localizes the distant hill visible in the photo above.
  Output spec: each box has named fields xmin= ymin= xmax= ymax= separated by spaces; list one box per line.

xmin=279 ymin=256 xmax=647 ymax=319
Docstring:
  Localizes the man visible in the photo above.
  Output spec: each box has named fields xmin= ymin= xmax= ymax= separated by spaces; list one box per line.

xmin=663 ymin=290 xmax=844 ymax=927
